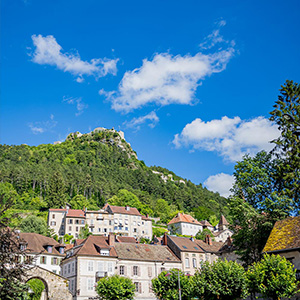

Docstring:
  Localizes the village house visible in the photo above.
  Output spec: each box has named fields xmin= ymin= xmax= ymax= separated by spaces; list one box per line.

xmin=48 ymin=204 xmax=152 ymax=240
xmin=263 ymin=215 xmax=300 ymax=280
xmin=167 ymin=212 xmax=204 ymax=236
xmin=213 ymin=215 xmax=233 ymax=243
xmin=61 ymin=233 xmax=181 ymax=300
xmin=18 ymin=232 xmax=65 ymax=274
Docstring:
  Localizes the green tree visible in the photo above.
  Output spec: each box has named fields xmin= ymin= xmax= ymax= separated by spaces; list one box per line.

xmin=96 ymin=275 xmax=135 ymax=300
xmin=0 ymin=193 xmax=30 ymax=299
xmin=247 ymin=254 xmax=298 ymax=300
xmin=27 ymin=278 xmax=45 ymax=300
xmin=78 ymin=224 xmax=92 ymax=239
xmin=193 ymin=206 xmax=215 ymax=221
xmin=152 ymin=269 xmax=193 ymax=300
xmin=195 ymin=228 xmax=215 ymax=241
xmin=47 ymin=171 xmax=66 ymax=208
xmin=70 ymin=194 xmax=89 ymax=209
xmin=193 ymin=259 xmax=248 ymax=300
xmin=270 ymin=80 xmax=300 ymax=213
xmin=19 ymin=215 xmax=48 ymax=236
xmin=63 ymin=234 xmax=74 ymax=244
xmin=229 ymin=151 xmax=292 ymax=265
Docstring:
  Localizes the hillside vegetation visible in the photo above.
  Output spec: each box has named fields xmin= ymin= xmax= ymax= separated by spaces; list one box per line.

xmin=0 ymin=128 xmax=228 ymax=224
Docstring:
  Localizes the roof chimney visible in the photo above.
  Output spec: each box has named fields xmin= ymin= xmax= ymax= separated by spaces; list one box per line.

xmin=125 ymin=205 xmax=130 ymax=211
xmin=226 ymin=236 xmax=232 ymax=247
xmin=146 ymin=214 xmax=149 ymax=218
xmin=190 ymin=236 xmax=194 ymax=242
xmin=108 ymin=232 xmax=115 ymax=246
xmin=162 ymin=232 xmax=168 ymax=246
xmin=205 ymin=235 xmax=212 ymax=246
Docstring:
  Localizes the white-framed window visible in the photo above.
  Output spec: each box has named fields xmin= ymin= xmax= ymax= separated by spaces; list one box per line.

xmin=120 ymin=265 xmax=125 ymax=275
xmin=108 ymin=262 xmax=113 ymax=272
xmin=134 ymin=282 xmax=141 ymax=293
xmin=193 ymin=258 xmax=197 ymax=268
xmin=87 ymin=278 xmax=94 ymax=291
xmin=185 ymin=258 xmax=190 ymax=268
xmin=148 ymin=266 xmax=152 ymax=277
xmin=72 ymin=262 xmax=75 ymax=272
xmin=88 ymin=261 xmax=94 ymax=271
xmin=133 ymin=266 xmax=138 ymax=276
xmin=40 ymin=256 xmax=47 ymax=264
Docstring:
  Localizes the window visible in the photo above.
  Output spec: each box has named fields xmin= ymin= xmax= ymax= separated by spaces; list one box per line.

xmin=98 ymin=228 xmax=101 ymax=232
xmin=148 ymin=266 xmax=152 ymax=277
xmin=72 ymin=262 xmax=75 ymax=272
xmin=75 ymin=220 xmax=79 ymax=224
xmin=68 ymin=219 xmax=73 ymax=224
xmin=52 ymin=214 xmax=55 ymax=219
xmin=88 ymin=261 xmax=94 ymax=271
xmin=114 ymin=226 xmax=118 ymax=230
xmin=134 ymin=282 xmax=141 ymax=293
xmin=185 ymin=258 xmax=190 ymax=268
xmin=133 ymin=266 xmax=138 ymax=276
xmin=133 ymin=228 xmax=137 ymax=233
xmin=81 ymin=220 xmax=84 ymax=224
xmin=119 ymin=265 xmax=125 ymax=275
xmin=51 ymin=257 xmax=57 ymax=265
xmin=50 ymin=221 xmax=56 ymax=226
xmin=76 ymin=227 xmax=79 ymax=232
xmin=193 ymin=258 xmax=197 ymax=268
xmin=133 ymin=221 xmax=136 ymax=225
xmin=75 ymin=233 xmax=78 ymax=238
xmin=87 ymin=278 xmax=94 ymax=291
xmin=109 ymin=220 xmax=112 ymax=225
xmin=108 ymin=262 xmax=113 ymax=272
xmin=104 ymin=228 xmax=107 ymax=232
xmin=68 ymin=263 xmax=71 ymax=273
xmin=40 ymin=256 xmax=47 ymax=264
xmin=125 ymin=227 xmax=128 ymax=231
xmin=69 ymin=226 xmax=72 ymax=231
xmin=160 ymin=267 xmax=165 ymax=273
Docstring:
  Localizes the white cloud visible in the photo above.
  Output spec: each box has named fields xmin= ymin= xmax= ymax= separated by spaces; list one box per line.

xmin=63 ymin=96 xmax=88 ymax=116
xmin=173 ymin=116 xmax=280 ymax=162
xmin=101 ymin=25 xmax=235 ymax=113
xmin=125 ymin=111 xmax=159 ymax=130
xmin=28 ymin=115 xmax=57 ymax=134
xmin=204 ymin=173 xmax=234 ymax=197
xmin=31 ymin=35 xmax=118 ymax=81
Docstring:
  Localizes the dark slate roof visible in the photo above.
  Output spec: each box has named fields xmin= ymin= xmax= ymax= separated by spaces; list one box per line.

xmin=263 ymin=216 xmax=300 ymax=253
xmin=167 ymin=236 xmax=204 ymax=253
xmin=114 ymin=243 xmax=180 ymax=262
xmin=19 ymin=232 xmax=64 ymax=256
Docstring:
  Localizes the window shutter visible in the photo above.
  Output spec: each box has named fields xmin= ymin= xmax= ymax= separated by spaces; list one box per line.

xmin=138 ymin=266 xmax=141 ymax=277
xmin=40 ymin=256 xmax=43 ymax=264
xmin=124 ymin=266 xmax=127 ymax=276
xmin=139 ymin=282 xmax=142 ymax=293
xmin=51 ymin=257 xmax=54 ymax=265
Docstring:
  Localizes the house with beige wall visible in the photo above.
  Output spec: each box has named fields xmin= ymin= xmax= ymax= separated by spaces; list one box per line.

xmin=48 ymin=205 xmax=152 ymax=240
xmin=263 ymin=215 xmax=300 ymax=280
xmin=61 ymin=233 xmax=181 ymax=300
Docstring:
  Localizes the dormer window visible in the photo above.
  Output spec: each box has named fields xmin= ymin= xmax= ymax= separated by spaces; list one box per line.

xmin=47 ymin=245 xmax=53 ymax=253
xmin=59 ymin=247 xmax=64 ymax=254
xmin=20 ymin=243 xmax=27 ymax=251
xmin=100 ymin=249 xmax=109 ymax=256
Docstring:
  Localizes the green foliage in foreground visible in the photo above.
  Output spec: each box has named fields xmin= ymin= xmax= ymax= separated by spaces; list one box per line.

xmin=27 ymin=278 xmax=45 ymax=300
xmin=247 ymin=254 xmax=298 ymax=300
xmin=193 ymin=260 xmax=248 ymax=300
xmin=96 ymin=275 xmax=135 ymax=300
xmin=152 ymin=269 xmax=193 ymax=300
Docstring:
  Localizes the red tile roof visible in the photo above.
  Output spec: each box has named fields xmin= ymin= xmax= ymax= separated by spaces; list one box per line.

xmin=168 ymin=213 xmax=202 ymax=225
xmin=218 ymin=215 xmax=229 ymax=226
xmin=19 ymin=232 xmax=64 ymax=256
xmin=49 ymin=208 xmax=85 ymax=218
xmin=167 ymin=236 xmax=204 ymax=253
xmin=200 ymin=220 xmax=213 ymax=227
xmin=116 ymin=236 xmax=138 ymax=243
xmin=104 ymin=204 xmax=141 ymax=216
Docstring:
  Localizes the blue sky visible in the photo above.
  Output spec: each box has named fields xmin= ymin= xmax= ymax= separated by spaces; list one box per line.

xmin=1 ymin=0 xmax=300 ymax=196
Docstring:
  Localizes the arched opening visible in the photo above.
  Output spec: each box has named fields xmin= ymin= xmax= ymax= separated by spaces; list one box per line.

xmin=26 ymin=277 xmax=48 ymax=300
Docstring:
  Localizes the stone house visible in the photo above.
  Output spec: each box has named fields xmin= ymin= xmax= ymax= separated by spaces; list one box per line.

xmin=213 ymin=215 xmax=233 ymax=243
xmin=19 ymin=232 xmax=65 ymax=274
xmin=263 ymin=215 xmax=300 ymax=280
xmin=61 ymin=233 xmax=181 ymax=300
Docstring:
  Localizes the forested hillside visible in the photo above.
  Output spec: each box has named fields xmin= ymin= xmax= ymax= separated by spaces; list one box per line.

xmin=0 ymin=128 xmax=228 ymax=223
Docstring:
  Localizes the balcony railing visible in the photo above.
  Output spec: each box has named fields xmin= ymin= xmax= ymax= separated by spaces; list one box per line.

xmin=96 ymin=271 xmax=108 ymax=278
